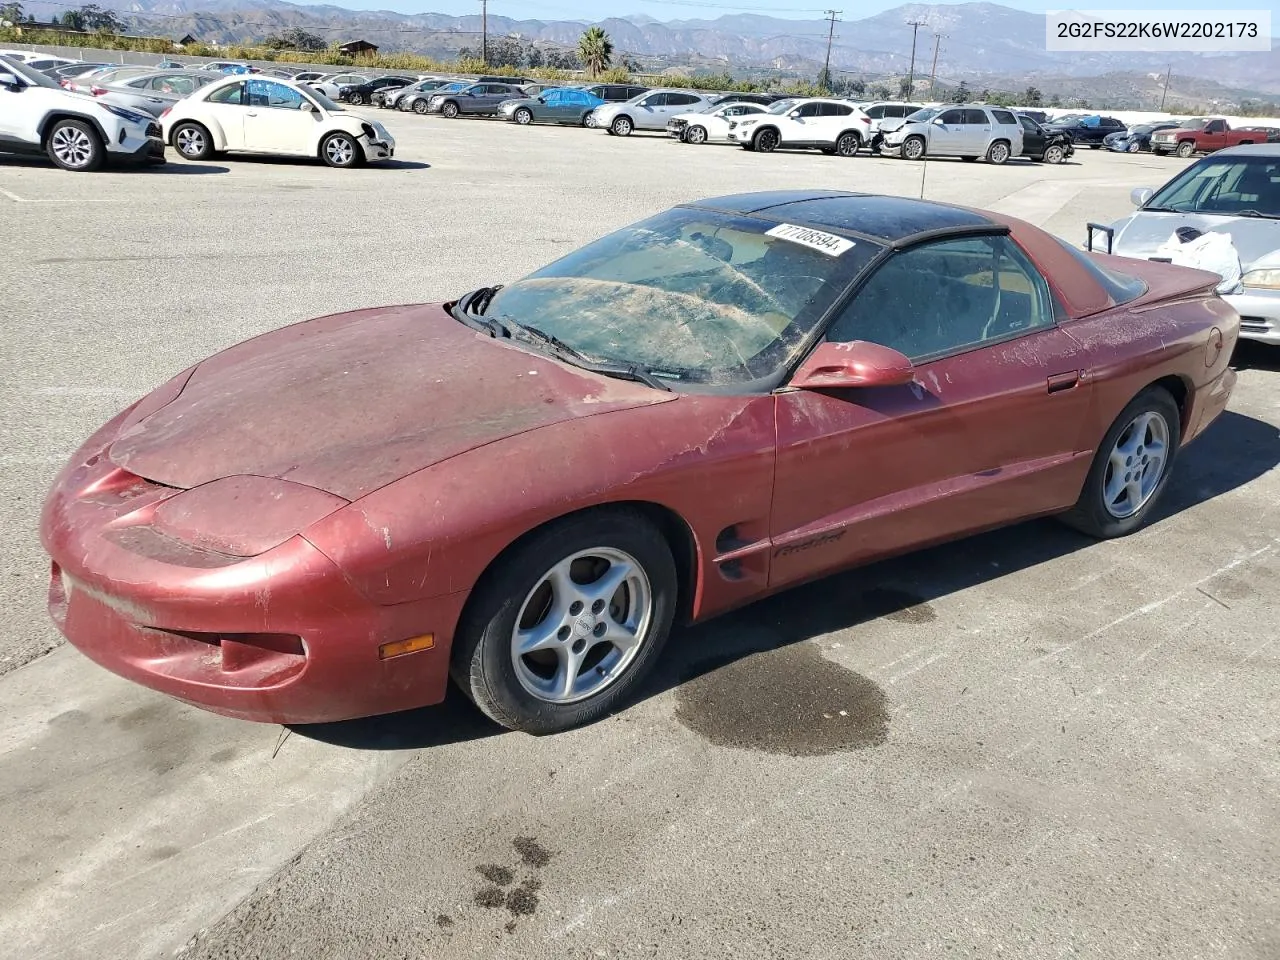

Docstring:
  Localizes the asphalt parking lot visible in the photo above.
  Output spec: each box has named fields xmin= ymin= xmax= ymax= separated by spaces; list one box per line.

xmin=3 ymin=113 xmax=1278 ymax=960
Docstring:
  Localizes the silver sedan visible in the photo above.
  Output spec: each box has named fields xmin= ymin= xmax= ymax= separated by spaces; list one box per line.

xmin=95 ymin=71 xmax=219 ymax=118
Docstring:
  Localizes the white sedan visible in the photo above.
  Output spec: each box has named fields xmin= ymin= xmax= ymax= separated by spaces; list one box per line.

xmin=666 ymin=101 xmax=768 ymax=144
xmin=161 ymin=75 xmax=394 ymax=167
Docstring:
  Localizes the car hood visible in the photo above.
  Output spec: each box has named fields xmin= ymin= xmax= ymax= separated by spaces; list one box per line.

xmin=108 ymin=304 xmax=675 ymax=501
xmin=1110 ymin=211 xmax=1280 ymax=268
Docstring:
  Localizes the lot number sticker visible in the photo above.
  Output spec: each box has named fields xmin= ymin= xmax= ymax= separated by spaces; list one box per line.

xmin=765 ymin=223 xmax=856 ymax=257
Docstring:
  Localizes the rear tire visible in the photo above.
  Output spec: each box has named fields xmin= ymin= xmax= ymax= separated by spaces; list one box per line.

xmin=451 ymin=509 xmax=678 ymax=734
xmin=1059 ymin=387 xmax=1181 ymax=539
xmin=46 ymin=119 xmax=103 ymax=171
xmin=986 ymin=140 xmax=1010 ymax=164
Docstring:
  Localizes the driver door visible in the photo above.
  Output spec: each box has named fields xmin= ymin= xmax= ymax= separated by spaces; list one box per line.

xmin=769 ymin=234 xmax=1093 ymax=588
xmin=200 ymin=80 xmax=248 ymax=150
xmin=241 ymin=80 xmax=316 ymax=154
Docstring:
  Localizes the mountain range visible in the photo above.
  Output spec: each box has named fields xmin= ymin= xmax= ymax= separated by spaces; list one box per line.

xmin=21 ymin=1 xmax=1280 ymax=98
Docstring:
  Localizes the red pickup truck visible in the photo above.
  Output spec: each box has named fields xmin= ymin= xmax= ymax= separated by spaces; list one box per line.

xmin=1149 ymin=118 xmax=1264 ymax=158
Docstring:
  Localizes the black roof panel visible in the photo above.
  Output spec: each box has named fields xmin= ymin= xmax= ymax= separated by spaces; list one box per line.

xmin=690 ymin=191 xmax=997 ymax=243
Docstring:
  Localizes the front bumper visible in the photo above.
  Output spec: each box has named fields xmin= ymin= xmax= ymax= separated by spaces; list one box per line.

xmin=109 ymin=124 xmax=165 ymax=164
xmin=666 ymin=119 xmax=687 ymax=139
xmin=41 ymin=416 xmax=460 ymax=724
xmin=879 ymin=141 xmax=904 ymax=157
xmin=363 ymin=134 xmax=394 ymax=160
xmin=1227 ymin=288 xmax=1280 ymax=344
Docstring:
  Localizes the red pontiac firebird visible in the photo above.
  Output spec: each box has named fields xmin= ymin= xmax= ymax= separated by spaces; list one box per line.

xmin=41 ymin=192 xmax=1238 ymax=733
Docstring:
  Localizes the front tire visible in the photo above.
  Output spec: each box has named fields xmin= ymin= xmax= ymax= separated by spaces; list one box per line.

xmin=171 ymin=121 xmax=213 ymax=161
xmin=1059 ymin=388 xmax=1181 ymax=539
xmin=610 ymin=115 xmax=633 ymax=136
xmin=902 ymin=135 xmax=926 ymax=160
xmin=686 ymin=124 xmax=707 ymax=144
xmin=442 ymin=101 xmax=459 ymax=119
xmin=320 ymin=131 xmax=361 ymax=168
xmin=46 ymin=119 xmax=103 ymax=171
xmin=451 ymin=509 xmax=678 ymax=734
xmin=412 ymin=98 xmax=429 ymax=115
xmin=514 ymin=107 xmax=533 ymax=125
xmin=1043 ymin=144 xmax=1065 ymax=164
xmin=1176 ymin=140 xmax=1195 ymax=158
xmin=753 ymin=127 xmax=780 ymax=152
xmin=348 ymin=92 xmax=365 ymax=105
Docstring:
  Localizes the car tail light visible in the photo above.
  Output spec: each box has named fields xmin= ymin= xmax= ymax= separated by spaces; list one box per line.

xmin=90 ymin=85 xmax=106 ymax=96
xmin=159 ymin=106 xmax=172 ymax=120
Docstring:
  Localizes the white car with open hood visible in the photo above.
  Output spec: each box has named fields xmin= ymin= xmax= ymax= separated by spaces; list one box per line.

xmin=161 ymin=74 xmax=394 ymax=168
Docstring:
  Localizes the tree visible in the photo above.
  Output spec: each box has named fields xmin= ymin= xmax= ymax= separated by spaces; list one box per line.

xmin=264 ymin=27 xmax=325 ymax=51
xmin=78 ymin=4 xmax=122 ymax=31
xmin=1022 ymin=85 xmax=1042 ymax=106
xmin=869 ymin=82 xmax=890 ymax=99
xmin=0 ymin=3 xmax=24 ymax=25
xmin=526 ymin=45 xmax=544 ymax=69
xmin=817 ymin=66 xmax=832 ymax=92
xmin=576 ymin=26 xmax=612 ymax=79
xmin=955 ymin=80 xmax=971 ymax=102
xmin=846 ymin=78 xmax=866 ymax=96
xmin=1048 ymin=93 xmax=1061 ymax=107
xmin=59 ymin=8 xmax=85 ymax=29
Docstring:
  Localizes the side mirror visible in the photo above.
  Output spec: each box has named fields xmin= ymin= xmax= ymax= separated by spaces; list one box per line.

xmin=0 ymin=72 xmax=21 ymax=91
xmin=932 ymin=117 xmax=946 ymax=125
xmin=299 ymin=100 xmax=315 ymax=112
xmin=1130 ymin=186 xmax=1154 ymax=207
xmin=790 ymin=341 xmax=915 ymax=391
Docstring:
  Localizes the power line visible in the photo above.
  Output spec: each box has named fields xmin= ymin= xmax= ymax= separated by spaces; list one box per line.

xmin=927 ymin=32 xmax=944 ymax=99
xmin=904 ymin=17 xmax=924 ymax=97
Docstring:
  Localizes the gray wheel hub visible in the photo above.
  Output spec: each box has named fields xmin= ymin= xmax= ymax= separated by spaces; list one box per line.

xmin=51 ymin=125 xmax=94 ymax=167
xmin=1102 ymin=411 xmax=1169 ymax=519
xmin=325 ymin=136 xmax=355 ymax=165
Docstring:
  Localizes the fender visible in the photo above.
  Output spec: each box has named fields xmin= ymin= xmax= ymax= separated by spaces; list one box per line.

xmin=37 ymin=111 xmax=110 ymax=146
xmin=169 ymin=115 xmax=231 ymax=151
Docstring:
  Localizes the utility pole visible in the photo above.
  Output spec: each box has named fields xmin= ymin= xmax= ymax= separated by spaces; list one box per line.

xmin=481 ymin=0 xmax=488 ymax=66
xmin=905 ymin=18 xmax=926 ymax=98
xmin=927 ymin=32 xmax=944 ymax=100
xmin=821 ymin=9 xmax=840 ymax=92
xmin=1159 ymin=63 xmax=1171 ymax=111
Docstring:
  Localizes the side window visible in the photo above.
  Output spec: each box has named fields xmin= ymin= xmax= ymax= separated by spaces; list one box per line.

xmin=673 ymin=93 xmax=701 ymax=106
xmin=1206 ymin=120 xmax=1225 ymax=133
xmin=640 ymin=93 xmax=666 ymax=106
xmin=544 ymin=91 xmax=563 ymax=104
xmin=831 ymin=103 xmax=854 ymax=116
xmin=866 ymin=105 xmax=885 ymax=119
xmin=1018 ymin=116 xmax=1037 ymax=133
xmin=826 ymin=236 xmax=1055 ymax=361
xmin=963 ymin=108 xmax=990 ymax=125
xmin=796 ymin=103 xmax=821 ymax=118
xmin=247 ymin=80 xmax=305 ymax=110
xmin=939 ymin=108 xmax=964 ymax=124
xmin=991 ymin=109 xmax=1017 ymax=125
xmin=206 ymin=82 xmax=244 ymax=106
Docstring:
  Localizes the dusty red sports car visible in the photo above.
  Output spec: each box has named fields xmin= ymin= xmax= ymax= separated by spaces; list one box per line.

xmin=42 ymin=192 xmax=1239 ymax=733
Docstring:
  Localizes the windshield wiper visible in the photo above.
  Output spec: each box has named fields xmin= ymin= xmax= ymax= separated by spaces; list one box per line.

xmin=497 ymin=315 xmax=672 ymax=392
xmin=1140 ymin=205 xmax=1186 ymax=213
xmin=449 ymin=285 xmax=504 ymax=332
xmin=1234 ymin=209 xmax=1280 ymax=219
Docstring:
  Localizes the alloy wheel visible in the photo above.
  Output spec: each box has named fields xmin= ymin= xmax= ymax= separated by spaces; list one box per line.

xmin=1101 ymin=411 xmax=1169 ymax=519
xmin=509 ymin=547 xmax=653 ymax=704
xmin=903 ymin=136 xmax=925 ymax=160
xmin=1044 ymin=144 xmax=1064 ymax=164
xmin=175 ymin=126 xmax=205 ymax=158
xmin=324 ymin=134 xmax=356 ymax=166
xmin=50 ymin=125 xmax=94 ymax=168
xmin=687 ymin=125 xmax=707 ymax=144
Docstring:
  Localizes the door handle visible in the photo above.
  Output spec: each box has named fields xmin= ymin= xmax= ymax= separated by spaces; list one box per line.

xmin=246 ymin=111 xmax=258 ymax=116
xmin=1047 ymin=371 xmax=1080 ymax=393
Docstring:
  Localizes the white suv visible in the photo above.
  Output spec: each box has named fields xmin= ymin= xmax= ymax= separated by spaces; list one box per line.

xmin=726 ymin=98 xmax=872 ymax=156
xmin=0 ymin=54 xmax=164 ymax=170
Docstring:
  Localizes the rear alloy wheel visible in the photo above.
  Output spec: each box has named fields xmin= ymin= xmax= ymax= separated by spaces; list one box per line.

xmin=583 ymin=113 xmax=597 ymax=128
xmin=1043 ymin=144 xmax=1065 ymax=164
xmin=321 ymin=131 xmax=361 ymax=168
xmin=753 ymin=128 xmax=780 ymax=152
xmin=46 ymin=119 xmax=103 ymax=171
xmin=514 ymin=107 xmax=533 ymax=125
xmin=902 ymin=135 xmax=926 ymax=160
xmin=610 ymin=115 xmax=633 ymax=136
xmin=412 ymin=98 xmax=429 ymax=115
xmin=986 ymin=140 xmax=1010 ymax=164
xmin=685 ymin=124 xmax=707 ymax=144
xmin=1176 ymin=140 xmax=1195 ymax=158
xmin=452 ymin=509 xmax=677 ymax=734
xmin=172 ymin=121 xmax=213 ymax=161
xmin=442 ymin=101 xmax=460 ymax=119
xmin=836 ymin=131 xmax=861 ymax=157
xmin=1059 ymin=387 xmax=1181 ymax=539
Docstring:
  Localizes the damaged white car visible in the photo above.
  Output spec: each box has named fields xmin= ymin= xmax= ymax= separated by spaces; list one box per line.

xmin=1088 ymin=144 xmax=1280 ymax=345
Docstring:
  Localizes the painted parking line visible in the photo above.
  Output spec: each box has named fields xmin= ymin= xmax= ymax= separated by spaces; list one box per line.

xmin=0 ymin=187 xmax=22 ymax=202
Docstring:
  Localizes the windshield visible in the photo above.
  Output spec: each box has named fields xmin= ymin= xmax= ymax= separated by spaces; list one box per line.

xmin=0 ymin=54 xmax=61 ymax=89
xmin=905 ymin=106 xmax=941 ymax=122
xmin=1178 ymin=118 xmax=1210 ymax=130
xmin=482 ymin=207 xmax=879 ymax=385
xmin=1146 ymin=155 xmax=1279 ymax=217
xmin=307 ymin=87 xmax=344 ymax=112
xmin=1130 ymin=124 xmax=1155 ymax=135
xmin=765 ymin=98 xmax=798 ymax=114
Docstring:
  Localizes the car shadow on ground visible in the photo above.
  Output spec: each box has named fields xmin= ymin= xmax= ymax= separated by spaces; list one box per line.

xmin=196 ymin=156 xmax=431 ymax=171
xmin=292 ymin=408 xmax=1279 ymax=752
xmin=0 ymin=156 xmax=228 ymax=174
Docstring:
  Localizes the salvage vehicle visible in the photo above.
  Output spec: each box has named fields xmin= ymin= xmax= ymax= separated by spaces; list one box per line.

xmin=428 ymin=81 xmax=526 ymax=117
xmin=1150 ymin=118 xmax=1268 ymax=158
xmin=398 ymin=79 xmax=466 ymax=113
xmin=94 ymin=70 xmax=218 ymax=118
xmin=43 ymin=191 xmax=1238 ymax=733
xmin=858 ymin=100 xmax=924 ymax=152
xmin=500 ymin=87 xmax=606 ymax=126
xmin=1017 ymin=114 xmax=1074 ymax=164
xmin=667 ymin=99 xmax=768 ymax=143
xmin=591 ymin=89 xmax=713 ymax=136
xmin=162 ymin=75 xmax=394 ymax=167
xmin=880 ymin=105 xmax=1024 ymax=163
xmin=1087 ymin=144 xmax=1279 ymax=345
xmin=1042 ymin=114 xmax=1126 ymax=148
xmin=342 ymin=75 xmax=412 ymax=105
xmin=0 ymin=54 xmax=165 ymax=170
xmin=1104 ymin=122 xmax=1180 ymax=153
xmin=726 ymin=97 xmax=871 ymax=155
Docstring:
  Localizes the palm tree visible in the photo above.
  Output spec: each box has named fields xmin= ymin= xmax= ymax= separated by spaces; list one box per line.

xmin=577 ymin=26 xmax=613 ymax=79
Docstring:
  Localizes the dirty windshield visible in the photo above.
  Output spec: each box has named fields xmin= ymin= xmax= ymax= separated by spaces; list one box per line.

xmin=483 ymin=207 xmax=877 ymax=384
xmin=1146 ymin=156 xmax=1280 ymax=217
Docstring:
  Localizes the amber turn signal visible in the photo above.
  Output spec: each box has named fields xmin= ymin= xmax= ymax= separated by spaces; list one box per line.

xmin=378 ymin=633 xmax=435 ymax=660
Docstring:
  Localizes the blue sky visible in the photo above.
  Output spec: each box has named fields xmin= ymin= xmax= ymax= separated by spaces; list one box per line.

xmin=329 ymin=0 xmax=1264 ymax=22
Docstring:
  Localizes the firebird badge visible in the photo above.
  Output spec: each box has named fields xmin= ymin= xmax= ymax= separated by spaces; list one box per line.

xmin=765 ymin=223 xmax=856 ymax=257
xmin=773 ymin=530 xmax=847 ymax=557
